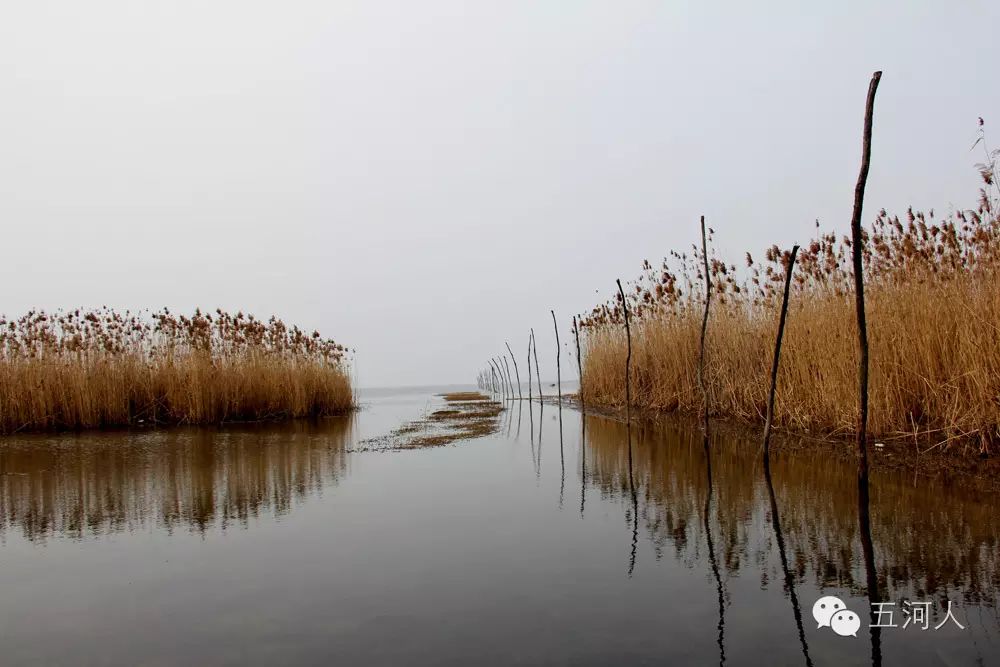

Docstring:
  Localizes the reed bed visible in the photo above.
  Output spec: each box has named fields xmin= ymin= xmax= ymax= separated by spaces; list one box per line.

xmin=581 ymin=165 xmax=1000 ymax=453
xmin=0 ymin=308 xmax=354 ymax=433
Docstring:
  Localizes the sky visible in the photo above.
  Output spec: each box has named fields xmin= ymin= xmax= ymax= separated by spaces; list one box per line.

xmin=1 ymin=1 xmax=998 ymax=387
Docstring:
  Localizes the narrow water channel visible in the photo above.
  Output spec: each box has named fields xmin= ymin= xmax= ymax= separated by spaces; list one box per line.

xmin=0 ymin=387 xmax=996 ymax=665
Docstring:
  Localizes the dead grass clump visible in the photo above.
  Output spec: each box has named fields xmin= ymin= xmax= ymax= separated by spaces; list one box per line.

xmin=440 ymin=391 xmax=490 ymax=402
xmin=0 ymin=307 xmax=354 ymax=433
xmin=581 ymin=143 xmax=1000 ymax=454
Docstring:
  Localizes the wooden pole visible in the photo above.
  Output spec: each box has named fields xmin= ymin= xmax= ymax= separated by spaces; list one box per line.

xmin=851 ymin=70 xmax=883 ymax=667
xmin=851 ymin=71 xmax=881 ymax=483
xmin=527 ymin=334 xmax=533 ymax=404
xmin=551 ymin=310 xmax=562 ymax=405
xmin=506 ymin=341 xmax=522 ymax=401
xmin=573 ymin=315 xmax=585 ymax=413
xmin=491 ymin=358 xmax=504 ymax=400
xmin=498 ymin=356 xmax=510 ymax=399
xmin=762 ymin=245 xmax=799 ymax=458
xmin=616 ymin=280 xmax=632 ymax=425
xmin=502 ymin=354 xmax=515 ymax=399
xmin=531 ymin=328 xmax=543 ymax=401
xmin=698 ymin=215 xmax=711 ymax=441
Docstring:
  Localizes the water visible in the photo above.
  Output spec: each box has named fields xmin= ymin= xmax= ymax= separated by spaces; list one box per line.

xmin=0 ymin=386 xmax=997 ymax=666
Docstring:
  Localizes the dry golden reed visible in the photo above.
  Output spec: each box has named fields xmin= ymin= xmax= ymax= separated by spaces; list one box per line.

xmin=581 ymin=136 xmax=1000 ymax=453
xmin=0 ymin=307 xmax=353 ymax=433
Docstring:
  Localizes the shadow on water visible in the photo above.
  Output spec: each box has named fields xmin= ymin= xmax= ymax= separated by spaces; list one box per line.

xmin=578 ymin=410 xmax=1000 ymax=665
xmin=580 ymin=402 xmax=586 ymax=518
xmin=559 ymin=403 xmax=565 ymax=510
xmin=0 ymin=418 xmax=353 ymax=541
xmin=858 ymin=469 xmax=883 ymax=667
xmin=702 ymin=432 xmax=726 ymax=665
xmin=626 ymin=418 xmax=638 ymax=578
xmin=762 ymin=452 xmax=813 ymax=666
xmin=581 ymin=413 xmax=1000 ymax=608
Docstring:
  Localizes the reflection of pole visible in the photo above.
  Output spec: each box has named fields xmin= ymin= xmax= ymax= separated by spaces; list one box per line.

xmin=529 ymin=397 xmax=536 ymax=475
xmin=859 ymin=474 xmax=882 ymax=667
xmin=763 ymin=456 xmax=813 ymax=667
xmin=627 ymin=429 xmax=638 ymax=578
xmin=703 ymin=449 xmax=726 ymax=666
xmin=558 ymin=411 xmax=565 ymax=509
xmin=580 ymin=411 xmax=586 ymax=518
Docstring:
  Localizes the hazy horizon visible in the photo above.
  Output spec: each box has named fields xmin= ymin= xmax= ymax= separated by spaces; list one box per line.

xmin=3 ymin=1 xmax=999 ymax=386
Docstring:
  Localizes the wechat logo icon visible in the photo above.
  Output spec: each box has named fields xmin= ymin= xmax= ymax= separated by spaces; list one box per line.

xmin=813 ymin=596 xmax=861 ymax=637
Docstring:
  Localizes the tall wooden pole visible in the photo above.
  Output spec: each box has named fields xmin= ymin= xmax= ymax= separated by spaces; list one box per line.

xmin=531 ymin=328 xmax=543 ymax=401
xmin=851 ymin=71 xmax=883 ymax=667
xmin=527 ymin=334 xmax=533 ymax=403
xmin=502 ymin=354 xmax=515 ymax=399
xmin=762 ymin=245 xmax=799 ymax=457
xmin=551 ymin=311 xmax=562 ymax=405
xmin=616 ymin=280 xmax=632 ymax=425
xmin=573 ymin=315 xmax=585 ymax=413
xmin=506 ymin=341 xmax=522 ymax=401
xmin=852 ymin=71 xmax=881 ymax=482
xmin=698 ymin=216 xmax=712 ymax=442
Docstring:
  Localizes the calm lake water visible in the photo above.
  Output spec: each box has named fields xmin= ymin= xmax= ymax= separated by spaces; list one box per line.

xmin=0 ymin=386 xmax=997 ymax=666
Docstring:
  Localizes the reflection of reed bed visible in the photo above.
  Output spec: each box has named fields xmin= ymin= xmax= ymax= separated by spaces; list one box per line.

xmin=583 ymin=414 xmax=1000 ymax=604
xmin=0 ymin=308 xmax=354 ymax=434
xmin=580 ymin=164 xmax=1000 ymax=454
xmin=0 ymin=418 xmax=352 ymax=540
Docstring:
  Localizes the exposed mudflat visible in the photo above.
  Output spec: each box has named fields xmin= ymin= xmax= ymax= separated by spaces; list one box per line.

xmin=355 ymin=391 xmax=505 ymax=451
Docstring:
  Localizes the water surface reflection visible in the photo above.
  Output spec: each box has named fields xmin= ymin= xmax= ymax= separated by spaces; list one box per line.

xmin=582 ymin=414 xmax=1000 ymax=607
xmin=0 ymin=418 xmax=352 ymax=541
xmin=0 ymin=391 xmax=996 ymax=666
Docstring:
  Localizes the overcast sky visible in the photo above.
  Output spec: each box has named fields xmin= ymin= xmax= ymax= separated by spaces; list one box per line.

xmin=1 ymin=1 xmax=998 ymax=387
